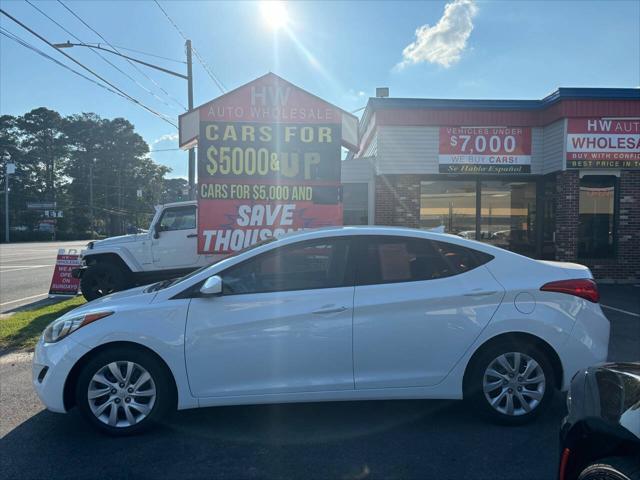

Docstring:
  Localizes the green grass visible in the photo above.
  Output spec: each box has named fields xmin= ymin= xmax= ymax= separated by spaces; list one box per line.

xmin=0 ymin=297 xmax=86 ymax=352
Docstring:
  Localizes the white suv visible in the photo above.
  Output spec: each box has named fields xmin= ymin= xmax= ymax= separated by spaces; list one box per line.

xmin=76 ymin=201 xmax=221 ymax=301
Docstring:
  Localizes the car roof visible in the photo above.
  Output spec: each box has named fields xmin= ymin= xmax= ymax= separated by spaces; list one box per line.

xmin=157 ymin=200 xmax=198 ymax=208
xmin=270 ymin=226 xmax=504 ymax=255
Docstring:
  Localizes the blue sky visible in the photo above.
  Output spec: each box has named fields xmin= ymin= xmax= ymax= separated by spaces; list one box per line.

xmin=1 ymin=0 xmax=638 ymax=178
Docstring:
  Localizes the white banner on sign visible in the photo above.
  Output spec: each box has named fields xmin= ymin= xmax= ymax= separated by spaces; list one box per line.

xmin=566 ymin=134 xmax=640 ymax=152
xmin=438 ymin=154 xmax=532 ymax=165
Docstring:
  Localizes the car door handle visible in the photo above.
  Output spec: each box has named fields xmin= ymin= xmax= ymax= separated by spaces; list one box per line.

xmin=186 ymin=233 xmax=198 ymax=238
xmin=312 ymin=306 xmax=348 ymax=315
xmin=463 ymin=290 xmax=498 ymax=297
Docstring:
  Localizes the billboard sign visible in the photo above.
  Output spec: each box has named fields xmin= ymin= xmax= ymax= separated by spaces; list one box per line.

xmin=195 ymin=73 xmax=352 ymax=253
xmin=439 ymin=127 xmax=532 ymax=174
xmin=566 ymin=118 xmax=640 ymax=169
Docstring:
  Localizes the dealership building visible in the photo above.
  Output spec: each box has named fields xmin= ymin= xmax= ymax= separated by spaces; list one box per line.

xmin=341 ymin=88 xmax=640 ymax=281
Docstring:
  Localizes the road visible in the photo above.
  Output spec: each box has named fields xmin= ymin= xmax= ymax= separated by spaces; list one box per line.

xmin=0 ymin=286 xmax=637 ymax=480
xmin=0 ymin=241 xmax=87 ymax=313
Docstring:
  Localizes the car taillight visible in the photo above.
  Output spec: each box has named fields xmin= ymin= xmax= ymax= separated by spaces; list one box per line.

xmin=558 ymin=447 xmax=571 ymax=480
xmin=540 ymin=279 xmax=600 ymax=303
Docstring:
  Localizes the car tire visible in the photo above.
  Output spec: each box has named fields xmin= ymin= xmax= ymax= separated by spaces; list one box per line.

xmin=578 ymin=457 xmax=640 ymax=480
xmin=75 ymin=346 xmax=175 ymax=436
xmin=464 ymin=339 xmax=555 ymax=425
xmin=81 ymin=262 xmax=130 ymax=301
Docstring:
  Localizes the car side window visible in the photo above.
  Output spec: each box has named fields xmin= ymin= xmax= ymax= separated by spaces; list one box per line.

xmin=356 ymin=236 xmax=493 ymax=286
xmin=220 ymin=238 xmax=352 ymax=295
xmin=430 ymin=239 xmax=493 ymax=275
xmin=159 ymin=206 xmax=196 ymax=231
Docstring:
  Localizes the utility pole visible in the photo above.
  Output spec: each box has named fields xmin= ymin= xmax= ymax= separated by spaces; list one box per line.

xmin=186 ymin=39 xmax=195 ymax=200
xmin=89 ymin=158 xmax=94 ymax=237
xmin=4 ymin=162 xmax=15 ymax=243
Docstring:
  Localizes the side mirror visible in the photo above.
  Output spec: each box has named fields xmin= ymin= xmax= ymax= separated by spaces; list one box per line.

xmin=153 ymin=223 xmax=162 ymax=239
xmin=200 ymin=275 xmax=222 ymax=296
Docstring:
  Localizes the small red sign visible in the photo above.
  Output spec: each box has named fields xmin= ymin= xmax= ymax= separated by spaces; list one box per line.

xmin=48 ymin=251 xmax=81 ymax=296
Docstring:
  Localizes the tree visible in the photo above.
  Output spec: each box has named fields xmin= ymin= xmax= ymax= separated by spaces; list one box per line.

xmin=0 ymin=108 xmax=173 ymax=241
xmin=161 ymin=177 xmax=189 ymax=204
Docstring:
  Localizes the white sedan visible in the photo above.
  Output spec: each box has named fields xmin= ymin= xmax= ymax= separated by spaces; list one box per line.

xmin=33 ymin=227 xmax=610 ymax=435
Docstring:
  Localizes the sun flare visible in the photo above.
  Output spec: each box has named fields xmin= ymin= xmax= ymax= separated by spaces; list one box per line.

xmin=260 ymin=1 xmax=289 ymax=30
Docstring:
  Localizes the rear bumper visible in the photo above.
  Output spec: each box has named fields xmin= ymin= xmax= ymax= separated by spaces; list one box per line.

xmin=560 ymin=304 xmax=610 ymax=390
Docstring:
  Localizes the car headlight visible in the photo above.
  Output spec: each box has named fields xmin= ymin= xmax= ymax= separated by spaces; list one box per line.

xmin=43 ymin=311 xmax=113 ymax=343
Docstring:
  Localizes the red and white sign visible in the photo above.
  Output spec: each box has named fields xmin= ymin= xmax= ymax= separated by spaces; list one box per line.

xmin=198 ymin=201 xmax=342 ymax=253
xmin=48 ymin=250 xmax=81 ymax=296
xmin=566 ymin=118 xmax=640 ymax=169
xmin=195 ymin=74 xmax=345 ymax=253
xmin=439 ymin=127 xmax=532 ymax=173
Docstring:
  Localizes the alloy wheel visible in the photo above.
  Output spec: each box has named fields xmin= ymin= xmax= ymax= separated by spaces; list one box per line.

xmin=87 ymin=361 xmax=157 ymax=428
xmin=482 ymin=352 xmax=546 ymax=416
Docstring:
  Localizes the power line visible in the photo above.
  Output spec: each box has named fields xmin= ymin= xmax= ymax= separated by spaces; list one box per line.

xmin=25 ymin=0 xmax=182 ymax=112
xmin=107 ymin=44 xmax=185 ymax=64
xmin=0 ymin=27 xmax=128 ymax=100
xmin=150 ymin=148 xmax=181 ymax=152
xmin=57 ymin=0 xmax=187 ymax=111
xmin=152 ymin=0 xmax=188 ymax=41
xmin=192 ymin=46 xmax=226 ymax=94
xmin=152 ymin=0 xmax=226 ymax=94
xmin=0 ymin=8 xmax=178 ymax=128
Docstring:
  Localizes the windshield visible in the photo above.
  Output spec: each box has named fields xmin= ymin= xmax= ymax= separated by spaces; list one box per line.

xmin=149 ymin=237 xmax=278 ymax=291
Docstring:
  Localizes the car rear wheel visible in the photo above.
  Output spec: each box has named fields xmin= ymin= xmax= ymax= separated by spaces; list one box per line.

xmin=578 ymin=457 xmax=640 ymax=480
xmin=81 ymin=263 xmax=130 ymax=301
xmin=465 ymin=340 xmax=555 ymax=425
xmin=75 ymin=346 xmax=174 ymax=435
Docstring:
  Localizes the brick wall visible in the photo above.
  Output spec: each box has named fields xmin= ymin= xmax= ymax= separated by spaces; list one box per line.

xmin=587 ymin=170 xmax=640 ymax=281
xmin=374 ymin=175 xmax=396 ymax=226
xmin=555 ymin=171 xmax=580 ymax=261
xmin=548 ymin=170 xmax=639 ymax=281
xmin=374 ymin=174 xmax=421 ymax=228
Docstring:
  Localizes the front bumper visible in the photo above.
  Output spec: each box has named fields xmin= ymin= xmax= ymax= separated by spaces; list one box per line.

xmin=32 ymin=336 xmax=91 ymax=413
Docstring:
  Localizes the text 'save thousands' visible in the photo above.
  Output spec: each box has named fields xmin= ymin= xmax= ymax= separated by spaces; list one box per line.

xmin=196 ymin=76 xmax=344 ymax=254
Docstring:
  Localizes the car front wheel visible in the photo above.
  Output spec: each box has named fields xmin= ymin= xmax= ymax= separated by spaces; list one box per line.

xmin=75 ymin=346 xmax=174 ymax=435
xmin=465 ymin=341 xmax=555 ymax=425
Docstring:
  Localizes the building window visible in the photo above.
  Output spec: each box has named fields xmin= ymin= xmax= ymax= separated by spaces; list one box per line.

xmin=343 ymin=183 xmax=369 ymax=225
xmin=420 ymin=181 xmax=477 ymax=238
xmin=480 ymin=181 xmax=537 ymax=257
xmin=579 ymin=176 xmax=616 ymax=259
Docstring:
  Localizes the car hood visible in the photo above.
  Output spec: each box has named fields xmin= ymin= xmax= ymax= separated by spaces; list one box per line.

xmin=66 ymin=286 xmax=156 ymax=318
xmin=91 ymin=233 xmax=147 ymax=248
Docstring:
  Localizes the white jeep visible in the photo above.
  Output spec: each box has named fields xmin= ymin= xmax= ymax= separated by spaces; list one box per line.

xmin=76 ymin=201 xmax=222 ymax=301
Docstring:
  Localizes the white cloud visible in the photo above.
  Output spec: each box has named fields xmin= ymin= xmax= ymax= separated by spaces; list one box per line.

xmin=397 ymin=0 xmax=478 ymax=69
xmin=153 ymin=132 xmax=179 ymax=145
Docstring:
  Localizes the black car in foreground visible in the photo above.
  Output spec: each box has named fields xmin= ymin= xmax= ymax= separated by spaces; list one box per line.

xmin=559 ymin=363 xmax=640 ymax=480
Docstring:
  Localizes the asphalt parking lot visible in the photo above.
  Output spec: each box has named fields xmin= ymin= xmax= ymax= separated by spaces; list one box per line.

xmin=0 ymin=285 xmax=638 ymax=480
xmin=0 ymin=241 xmax=87 ymax=313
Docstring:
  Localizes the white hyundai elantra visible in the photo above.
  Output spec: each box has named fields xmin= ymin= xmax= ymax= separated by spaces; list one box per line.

xmin=33 ymin=227 xmax=609 ymax=435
